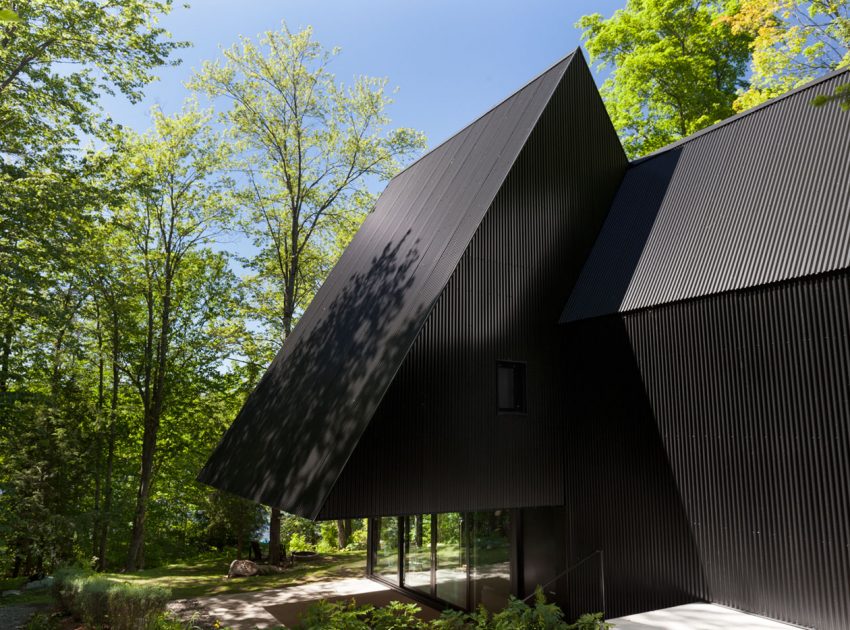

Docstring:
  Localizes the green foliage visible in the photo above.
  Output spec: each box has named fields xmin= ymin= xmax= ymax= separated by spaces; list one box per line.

xmin=813 ymin=81 xmax=850 ymax=108
xmin=289 ymin=532 xmax=315 ymax=553
xmin=345 ymin=521 xmax=369 ymax=551
xmin=0 ymin=8 xmax=20 ymax=22
xmin=293 ymin=599 xmax=425 ymax=630
xmin=0 ymin=0 xmax=186 ymax=161
xmin=292 ymin=588 xmax=610 ymax=630
xmin=723 ymin=0 xmax=850 ymax=110
xmin=189 ymin=22 xmax=426 ymax=362
xmin=53 ymin=567 xmax=170 ymax=630
xmin=577 ymin=0 xmax=753 ymax=157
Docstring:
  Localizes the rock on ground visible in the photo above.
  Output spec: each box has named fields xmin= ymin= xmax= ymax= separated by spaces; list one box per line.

xmin=227 ymin=559 xmax=259 ymax=578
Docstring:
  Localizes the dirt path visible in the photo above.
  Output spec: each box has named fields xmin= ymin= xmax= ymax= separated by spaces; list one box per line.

xmin=0 ymin=603 xmax=46 ymax=629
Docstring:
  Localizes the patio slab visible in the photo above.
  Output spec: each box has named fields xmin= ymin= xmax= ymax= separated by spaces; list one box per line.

xmin=167 ymin=577 xmax=441 ymax=629
xmin=609 ymin=603 xmax=806 ymax=630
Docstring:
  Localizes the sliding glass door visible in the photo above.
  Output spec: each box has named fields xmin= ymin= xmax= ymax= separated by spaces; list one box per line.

xmin=435 ymin=512 xmax=468 ymax=607
xmin=373 ymin=516 xmax=400 ymax=585
xmin=470 ymin=510 xmax=512 ymax=610
xmin=404 ymin=515 xmax=433 ymax=595
xmin=371 ymin=511 xmax=513 ymax=611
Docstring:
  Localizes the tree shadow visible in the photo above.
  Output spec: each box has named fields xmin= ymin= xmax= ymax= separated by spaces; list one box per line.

xmin=199 ymin=229 xmax=429 ymax=519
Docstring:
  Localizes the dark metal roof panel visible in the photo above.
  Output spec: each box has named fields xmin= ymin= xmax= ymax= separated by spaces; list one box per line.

xmin=198 ymin=52 xmax=577 ymax=519
xmin=562 ymin=70 xmax=850 ymax=323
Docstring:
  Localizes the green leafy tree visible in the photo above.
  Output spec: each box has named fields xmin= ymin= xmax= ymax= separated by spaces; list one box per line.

xmin=190 ymin=23 xmax=426 ymax=564
xmin=577 ymin=0 xmax=753 ymax=157
xmin=0 ymin=0 xmax=185 ymax=160
xmin=108 ymin=102 xmax=235 ymax=571
xmin=721 ymin=0 xmax=850 ymax=110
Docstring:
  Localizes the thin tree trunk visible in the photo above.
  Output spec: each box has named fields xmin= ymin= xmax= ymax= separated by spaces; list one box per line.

xmin=269 ymin=294 xmax=295 ymax=566
xmin=0 ymin=302 xmax=14 ymax=394
xmin=415 ymin=515 xmax=423 ymax=548
xmin=92 ymin=312 xmax=104 ymax=559
xmin=269 ymin=508 xmax=282 ymax=564
xmin=336 ymin=519 xmax=352 ymax=549
xmin=97 ymin=308 xmax=119 ymax=571
xmin=127 ymin=268 xmax=172 ymax=571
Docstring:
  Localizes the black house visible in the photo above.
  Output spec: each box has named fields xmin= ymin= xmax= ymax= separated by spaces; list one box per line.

xmin=200 ymin=51 xmax=850 ymax=629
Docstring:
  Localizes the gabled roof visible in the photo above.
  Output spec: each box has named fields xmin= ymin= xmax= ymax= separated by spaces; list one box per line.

xmin=562 ymin=69 xmax=850 ymax=323
xmin=199 ymin=51 xmax=582 ymax=519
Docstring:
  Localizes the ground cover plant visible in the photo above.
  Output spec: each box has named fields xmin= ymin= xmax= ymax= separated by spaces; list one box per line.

xmin=292 ymin=588 xmax=612 ymax=630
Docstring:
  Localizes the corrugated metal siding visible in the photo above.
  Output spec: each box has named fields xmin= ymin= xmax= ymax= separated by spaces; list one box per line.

xmin=198 ymin=53 xmax=576 ymax=518
xmin=319 ymin=53 xmax=628 ymax=519
xmin=565 ymin=270 xmax=850 ymax=628
xmin=563 ymin=70 xmax=850 ymax=323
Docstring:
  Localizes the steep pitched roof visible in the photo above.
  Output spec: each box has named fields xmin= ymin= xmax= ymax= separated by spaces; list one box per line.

xmin=199 ymin=51 xmax=582 ymax=518
xmin=562 ymin=69 xmax=850 ymax=323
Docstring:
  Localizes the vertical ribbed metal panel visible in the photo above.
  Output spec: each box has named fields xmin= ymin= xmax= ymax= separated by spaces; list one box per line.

xmin=565 ymin=271 xmax=850 ymax=629
xmin=563 ymin=70 xmax=850 ymax=323
xmin=199 ymin=53 xmax=575 ymax=518
xmin=320 ymin=53 xmax=627 ymax=519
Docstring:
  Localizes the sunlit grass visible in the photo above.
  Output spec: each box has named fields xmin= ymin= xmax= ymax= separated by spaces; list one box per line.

xmin=0 ymin=550 xmax=367 ymax=608
xmin=102 ymin=550 xmax=367 ymax=600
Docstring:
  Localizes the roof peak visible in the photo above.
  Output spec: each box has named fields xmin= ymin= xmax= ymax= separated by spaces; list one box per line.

xmin=389 ymin=49 xmax=582 ymax=182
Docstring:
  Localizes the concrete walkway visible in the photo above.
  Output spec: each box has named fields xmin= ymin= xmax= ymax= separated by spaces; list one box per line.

xmin=168 ymin=577 xmax=397 ymax=629
xmin=609 ymin=603 xmax=806 ymax=630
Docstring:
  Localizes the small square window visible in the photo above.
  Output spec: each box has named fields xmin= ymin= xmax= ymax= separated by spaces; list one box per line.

xmin=497 ymin=361 xmax=526 ymax=413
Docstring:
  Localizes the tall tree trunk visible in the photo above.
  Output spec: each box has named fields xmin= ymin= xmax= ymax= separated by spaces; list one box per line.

xmin=336 ymin=519 xmax=351 ymax=549
xmin=127 ymin=270 xmax=172 ymax=571
xmin=97 ymin=308 xmax=119 ymax=571
xmin=269 ymin=508 xmax=282 ymax=564
xmin=0 ymin=299 xmax=15 ymax=394
xmin=92 ymin=312 xmax=104 ymax=559
xmin=415 ymin=515 xmax=423 ymax=547
xmin=269 ymin=292 xmax=295 ymax=566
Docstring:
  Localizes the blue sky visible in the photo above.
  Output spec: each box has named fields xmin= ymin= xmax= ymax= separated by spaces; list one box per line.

xmin=111 ymin=0 xmax=622 ymax=147
xmin=105 ymin=0 xmax=623 ymax=267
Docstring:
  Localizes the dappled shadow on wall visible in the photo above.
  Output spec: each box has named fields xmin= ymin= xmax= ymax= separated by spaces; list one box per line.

xmin=198 ymin=230 xmax=427 ymax=519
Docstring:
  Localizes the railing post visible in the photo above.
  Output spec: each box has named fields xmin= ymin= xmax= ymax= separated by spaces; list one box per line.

xmin=599 ymin=549 xmax=606 ymax=619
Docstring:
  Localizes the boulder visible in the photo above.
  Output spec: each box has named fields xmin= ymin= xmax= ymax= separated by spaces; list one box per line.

xmin=24 ymin=576 xmax=53 ymax=590
xmin=227 ymin=559 xmax=258 ymax=578
xmin=255 ymin=564 xmax=284 ymax=575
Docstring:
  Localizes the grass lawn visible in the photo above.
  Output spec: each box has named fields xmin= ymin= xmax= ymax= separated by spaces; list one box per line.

xmin=0 ymin=550 xmax=367 ymax=608
xmin=102 ymin=550 xmax=367 ymax=600
xmin=0 ymin=576 xmax=53 ymax=607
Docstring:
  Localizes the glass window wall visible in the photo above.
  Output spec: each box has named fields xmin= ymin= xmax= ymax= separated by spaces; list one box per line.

xmin=371 ymin=510 xmax=513 ymax=611
xmin=373 ymin=516 xmax=400 ymax=585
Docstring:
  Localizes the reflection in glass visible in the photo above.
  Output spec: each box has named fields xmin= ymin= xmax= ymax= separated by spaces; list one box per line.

xmin=471 ymin=510 xmax=512 ymax=610
xmin=436 ymin=512 xmax=468 ymax=608
xmin=404 ymin=514 xmax=432 ymax=594
xmin=374 ymin=516 xmax=399 ymax=585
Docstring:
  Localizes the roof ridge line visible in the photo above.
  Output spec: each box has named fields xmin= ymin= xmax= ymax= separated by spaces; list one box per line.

xmin=631 ymin=65 xmax=850 ymax=166
xmin=388 ymin=49 xmax=581 ymax=182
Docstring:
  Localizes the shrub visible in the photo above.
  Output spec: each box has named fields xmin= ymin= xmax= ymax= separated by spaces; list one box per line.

xmin=292 ymin=589 xmax=610 ymax=630
xmin=107 ymin=582 xmax=172 ymax=630
xmin=289 ymin=532 xmax=315 ymax=553
xmin=76 ymin=577 xmax=112 ymax=627
xmin=51 ymin=567 xmax=170 ymax=629
xmin=344 ymin=526 xmax=368 ymax=551
xmin=293 ymin=599 xmax=371 ymax=629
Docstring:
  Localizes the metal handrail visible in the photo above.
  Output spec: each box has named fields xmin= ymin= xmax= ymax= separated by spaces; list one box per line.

xmin=522 ymin=549 xmax=606 ymax=617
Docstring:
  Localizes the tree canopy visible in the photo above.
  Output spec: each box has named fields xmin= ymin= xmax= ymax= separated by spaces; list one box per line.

xmin=1 ymin=0 xmax=848 ymax=579
xmin=578 ymin=0 xmax=753 ymax=157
